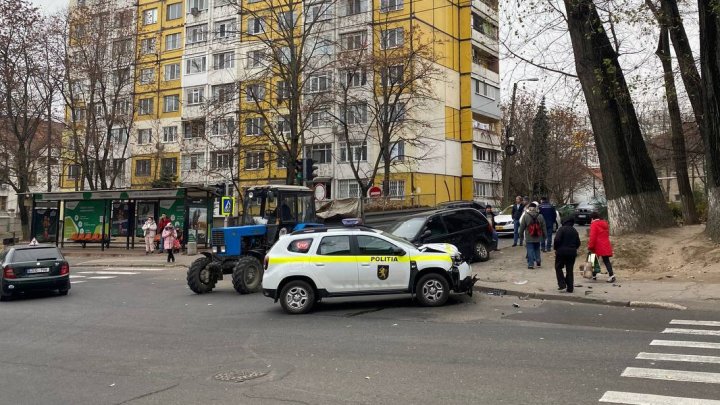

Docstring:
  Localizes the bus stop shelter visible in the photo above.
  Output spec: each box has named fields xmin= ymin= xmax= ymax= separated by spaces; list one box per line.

xmin=26 ymin=187 xmax=217 ymax=251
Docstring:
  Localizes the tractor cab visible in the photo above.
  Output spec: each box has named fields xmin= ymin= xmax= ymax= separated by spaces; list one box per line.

xmin=241 ymin=185 xmax=317 ymax=240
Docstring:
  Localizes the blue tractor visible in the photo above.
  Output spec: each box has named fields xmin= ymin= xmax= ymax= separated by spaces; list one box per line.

xmin=186 ymin=185 xmax=319 ymax=294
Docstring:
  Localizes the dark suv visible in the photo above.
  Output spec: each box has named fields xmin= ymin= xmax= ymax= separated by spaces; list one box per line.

xmin=1 ymin=244 xmax=70 ymax=301
xmin=388 ymin=208 xmax=495 ymax=262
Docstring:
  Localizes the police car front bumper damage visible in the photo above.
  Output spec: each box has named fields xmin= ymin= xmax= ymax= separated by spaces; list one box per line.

xmin=450 ymin=266 xmax=478 ymax=296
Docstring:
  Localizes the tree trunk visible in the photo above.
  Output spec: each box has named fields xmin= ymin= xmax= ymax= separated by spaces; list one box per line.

xmin=564 ymin=0 xmax=674 ymax=234
xmin=656 ymin=27 xmax=699 ymax=224
xmin=699 ymin=0 xmax=720 ymax=241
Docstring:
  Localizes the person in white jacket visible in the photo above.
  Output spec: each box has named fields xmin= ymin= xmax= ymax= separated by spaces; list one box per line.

xmin=141 ymin=216 xmax=157 ymax=254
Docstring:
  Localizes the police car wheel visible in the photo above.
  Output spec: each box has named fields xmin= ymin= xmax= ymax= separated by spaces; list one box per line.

xmin=280 ymin=280 xmax=315 ymax=314
xmin=416 ymin=273 xmax=450 ymax=307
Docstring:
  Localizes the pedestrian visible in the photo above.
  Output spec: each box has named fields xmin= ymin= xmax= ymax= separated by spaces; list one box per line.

xmin=538 ymin=197 xmax=561 ymax=252
xmin=588 ymin=212 xmax=616 ymax=282
xmin=511 ymin=196 xmax=525 ymax=247
xmin=141 ymin=216 xmax=157 ymax=255
xmin=157 ymin=214 xmax=170 ymax=253
xmin=518 ymin=202 xmax=546 ymax=269
xmin=162 ymin=223 xmax=177 ymax=263
xmin=553 ymin=218 xmax=580 ymax=293
xmin=485 ymin=204 xmax=499 ymax=250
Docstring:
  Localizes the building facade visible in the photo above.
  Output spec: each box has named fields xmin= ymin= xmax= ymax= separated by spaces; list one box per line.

xmin=63 ymin=0 xmax=502 ymax=207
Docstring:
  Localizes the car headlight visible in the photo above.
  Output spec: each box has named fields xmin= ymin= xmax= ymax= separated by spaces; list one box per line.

xmin=212 ymin=246 xmax=218 ymax=253
xmin=219 ymin=246 xmax=225 ymax=253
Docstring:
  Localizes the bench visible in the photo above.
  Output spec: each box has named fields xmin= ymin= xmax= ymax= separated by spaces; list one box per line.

xmin=68 ymin=233 xmax=111 ymax=248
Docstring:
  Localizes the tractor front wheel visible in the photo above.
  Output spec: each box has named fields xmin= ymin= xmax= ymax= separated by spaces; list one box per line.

xmin=232 ymin=256 xmax=264 ymax=294
xmin=187 ymin=257 xmax=218 ymax=294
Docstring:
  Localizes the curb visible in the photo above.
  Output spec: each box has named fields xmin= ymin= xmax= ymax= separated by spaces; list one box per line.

xmin=73 ymin=262 xmax=190 ymax=269
xmin=474 ymin=285 xmax=686 ymax=310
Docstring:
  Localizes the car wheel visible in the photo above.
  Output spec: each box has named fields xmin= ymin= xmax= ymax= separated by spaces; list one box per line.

xmin=280 ymin=280 xmax=315 ymax=314
xmin=232 ymin=256 xmax=264 ymax=294
xmin=415 ymin=273 xmax=450 ymax=307
xmin=474 ymin=241 xmax=490 ymax=262
xmin=186 ymin=257 xmax=218 ymax=294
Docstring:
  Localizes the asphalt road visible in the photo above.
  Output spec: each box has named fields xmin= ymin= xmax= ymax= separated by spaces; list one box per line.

xmin=0 ymin=265 xmax=718 ymax=405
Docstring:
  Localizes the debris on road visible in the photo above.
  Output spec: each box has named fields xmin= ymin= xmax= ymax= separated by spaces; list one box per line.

xmin=512 ymin=303 xmax=520 ymax=308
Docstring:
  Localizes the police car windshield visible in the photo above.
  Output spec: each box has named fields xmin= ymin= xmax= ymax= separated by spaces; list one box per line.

xmin=388 ymin=217 xmax=425 ymax=241
xmin=377 ymin=231 xmax=417 ymax=250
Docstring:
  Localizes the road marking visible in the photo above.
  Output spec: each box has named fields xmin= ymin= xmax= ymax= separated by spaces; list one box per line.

xmin=69 ymin=275 xmax=86 ymax=279
xmin=636 ymin=352 xmax=720 ymax=364
xmin=650 ymin=340 xmax=720 ymax=350
xmin=600 ymin=391 xmax=720 ymax=404
xmin=671 ymin=320 xmax=720 ymax=327
xmin=100 ymin=267 xmax=167 ymax=272
xmin=662 ymin=328 xmax=720 ymax=337
xmin=71 ymin=281 xmax=86 ymax=284
xmin=622 ymin=367 xmax=720 ymax=384
xmin=76 ymin=271 xmax=138 ymax=275
xmin=86 ymin=276 xmax=117 ymax=280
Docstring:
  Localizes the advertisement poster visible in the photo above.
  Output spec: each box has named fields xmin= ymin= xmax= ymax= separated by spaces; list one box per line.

xmin=159 ymin=199 xmax=185 ymax=240
xmin=63 ymin=200 xmax=108 ymax=240
xmin=135 ymin=202 xmax=156 ymax=237
xmin=33 ymin=208 xmax=58 ymax=243
xmin=111 ymin=203 xmax=130 ymax=237
xmin=188 ymin=205 xmax=208 ymax=245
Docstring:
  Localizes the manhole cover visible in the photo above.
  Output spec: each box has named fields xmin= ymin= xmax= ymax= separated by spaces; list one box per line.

xmin=214 ymin=370 xmax=268 ymax=383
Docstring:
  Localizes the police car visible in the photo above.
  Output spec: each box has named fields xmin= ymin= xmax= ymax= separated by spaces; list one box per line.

xmin=262 ymin=220 xmax=477 ymax=314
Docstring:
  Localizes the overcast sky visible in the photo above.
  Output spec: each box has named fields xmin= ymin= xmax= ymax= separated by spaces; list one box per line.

xmin=32 ymin=0 xmax=67 ymax=13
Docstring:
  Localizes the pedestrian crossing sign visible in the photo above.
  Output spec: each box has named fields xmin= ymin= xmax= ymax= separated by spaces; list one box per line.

xmin=221 ymin=197 xmax=234 ymax=216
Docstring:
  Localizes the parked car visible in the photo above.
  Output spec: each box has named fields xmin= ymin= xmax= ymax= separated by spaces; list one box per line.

xmin=574 ymin=199 xmax=608 ymax=225
xmin=388 ymin=208 xmax=496 ymax=262
xmin=437 ymin=200 xmax=487 ymax=212
xmin=1 ymin=243 xmax=70 ymax=301
xmin=557 ymin=203 xmax=579 ymax=222
xmin=492 ymin=205 xmax=515 ymax=236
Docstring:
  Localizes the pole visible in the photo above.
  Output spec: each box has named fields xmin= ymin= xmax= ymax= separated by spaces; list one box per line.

xmin=502 ymin=82 xmax=519 ymax=205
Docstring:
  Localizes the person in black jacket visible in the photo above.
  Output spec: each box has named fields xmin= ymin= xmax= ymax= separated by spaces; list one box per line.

xmin=511 ymin=196 xmax=525 ymax=247
xmin=553 ymin=218 xmax=580 ymax=293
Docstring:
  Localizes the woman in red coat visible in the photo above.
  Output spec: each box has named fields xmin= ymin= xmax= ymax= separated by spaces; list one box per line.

xmin=588 ymin=212 xmax=616 ymax=282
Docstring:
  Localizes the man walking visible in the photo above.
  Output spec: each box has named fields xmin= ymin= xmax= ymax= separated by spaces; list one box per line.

xmin=538 ymin=197 xmax=560 ymax=252
xmin=553 ymin=218 xmax=580 ymax=293
xmin=519 ymin=202 xmax=546 ymax=269
xmin=511 ymin=196 xmax=525 ymax=247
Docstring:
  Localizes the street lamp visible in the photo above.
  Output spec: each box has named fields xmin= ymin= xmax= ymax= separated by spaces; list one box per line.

xmin=502 ymin=77 xmax=539 ymax=204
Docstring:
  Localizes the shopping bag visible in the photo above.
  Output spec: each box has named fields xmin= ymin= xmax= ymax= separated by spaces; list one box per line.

xmin=582 ymin=253 xmax=600 ymax=279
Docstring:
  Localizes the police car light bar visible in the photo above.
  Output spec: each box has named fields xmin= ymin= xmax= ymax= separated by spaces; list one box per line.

xmin=342 ymin=218 xmax=363 ymax=226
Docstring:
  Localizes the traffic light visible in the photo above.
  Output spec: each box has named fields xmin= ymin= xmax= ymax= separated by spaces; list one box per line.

xmin=304 ymin=158 xmax=318 ymax=182
xmin=294 ymin=159 xmax=304 ymax=184
xmin=214 ymin=182 xmax=226 ymax=196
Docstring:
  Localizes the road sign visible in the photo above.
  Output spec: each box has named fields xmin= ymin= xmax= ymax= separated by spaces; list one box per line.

xmin=368 ymin=186 xmax=382 ymax=198
xmin=314 ymin=184 xmax=326 ymax=201
xmin=221 ymin=197 xmax=235 ymax=216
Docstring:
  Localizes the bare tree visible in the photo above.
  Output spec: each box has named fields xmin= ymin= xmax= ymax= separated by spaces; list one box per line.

xmin=58 ymin=1 xmax=136 ymax=190
xmin=0 ymin=0 xmax=60 ymax=238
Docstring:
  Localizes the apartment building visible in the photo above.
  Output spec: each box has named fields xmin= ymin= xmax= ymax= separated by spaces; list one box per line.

xmin=64 ymin=0 xmax=502 ymax=205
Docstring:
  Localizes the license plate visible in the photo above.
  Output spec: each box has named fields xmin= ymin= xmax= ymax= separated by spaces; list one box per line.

xmin=26 ymin=267 xmax=50 ymax=274
xmin=577 ymin=214 xmax=586 ymax=218
xmin=496 ymin=226 xmax=505 ymax=230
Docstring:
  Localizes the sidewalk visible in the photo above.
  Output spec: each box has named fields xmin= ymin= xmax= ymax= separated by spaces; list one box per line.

xmin=63 ymin=247 xmax=202 ymax=268
xmin=472 ymin=243 xmax=720 ymax=311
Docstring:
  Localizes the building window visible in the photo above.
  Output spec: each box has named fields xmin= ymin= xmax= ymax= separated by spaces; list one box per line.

xmin=186 ymin=86 xmax=205 ymax=105
xmin=472 ymin=13 xmax=498 ymax=39
xmin=276 ymin=116 xmax=291 ymax=134
xmin=339 ymin=141 xmax=367 ymax=162
xmin=340 ymin=31 xmax=366 ymax=51
xmin=245 ymin=83 xmax=265 ymax=101
xmin=167 ymin=3 xmax=182 ymax=20
xmin=247 ymin=17 xmax=265 ymax=35
xmin=212 ymin=84 xmax=235 ymax=103
xmin=244 ymin=151 xmax=265 ymax=170
xmin=307 ymin=3 xmax=331 ymax=23
xmin=161 ymin=158 xmax=177 ymax=176
xmin=381 ymin=27 xmax=404 ymax=49
xmin=344 ymin=103 xmax=367 ymax=124
xmin=182 ymin=153 xmax=204 ymax=172
xmin=212 ymin=118 xmax=236 ymax=136
xmin=163 ymin=95 xmax=180 ymax=113
xmin=382 ymin=102 xmax=406 ymax=123
xmin=143 ymin=8 xmax=158 ymax=25
xmin=336 ymin=179 xmax=361 ymax=198
xmin=213 ymin=51 xmax=235 ymax=69
xmin=0 ymin=196 xmax=7 ymax=212
xmin=246 ymin=50 xmax=264 ymax=68
xmin=140 ymin=68 xmax=155 ymax=84
xmin=165 ymin=33 xmax=181 ymax=50
xmin=138 ymin=98 xmax=154 ymax=115
xmin=245 ymin=117 xmax=265 ymax=135
xmin=381 ymin=65 xmax=403 ymax=87
xmin=211 ymin=150 xmax=233 ymax=169
xmin=162 ymin=126 xmax=178 ymax=143
xmin=473 ymin=181 xmax=497 ymax=198
xmin=110 ymin=127 xmax=128 ymax=143
xmin=342 ymin=69 xmax=367 ymax=87
xmin=390 ymin=140 xmax=405 ymax=161
xmin=309 ymin=110 xmax=330 ymax=128
xmin=135 ymin=159 xmax=151 ymax=177
xmin=276 ymin=153 xmax=288 ymax=169
xmin=165 ymin=63 xmax=180 ymax=81
xmin=186 ymin=24 xmax=207 ymax=44
xmin=216 ymin=19 xmax=237 ymax=39
xmin=72 ymin=108 xmax=86 ymax=122
xmin=475 ymin=80 xmax=497 ymax=100
xmin=307 ymin=72 xmax=331 ymax=93
xmin=474 ymin=146 xmax=498 ymax=162
xmin=187 ymin=0 xmax=208 ymax=11
xmin=380 ymin=0 xmax=403 ymax=12
xmin=138 ymin=128 xmax=152 ymax=144
xmin=278 ymin=11 xmax=296 ymax=30
xmin=345 ymin=0 xmax=366 ymax=15
xmin=305 ymin=143 xmax=332 ymax=163
xmin=276 ymin=81 xmax=290 ymax=100
xmin=67 ymin=164 xmax=80 ymax=180
xmin=183 ymin=120 xmax=205 ymax=139
xmin=185 ymin=56 xmax=207 ymax=74
xmin=388 ymin=179 xmax=405 ymax=198
xmin=140 ymin=37 xmax=156 ymax=54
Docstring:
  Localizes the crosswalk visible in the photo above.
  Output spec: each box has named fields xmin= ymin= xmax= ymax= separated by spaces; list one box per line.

xmin=599 ymin=319 xmax=720 ymax=404
xmin=69 ymin=269 xmax=149 ymax=284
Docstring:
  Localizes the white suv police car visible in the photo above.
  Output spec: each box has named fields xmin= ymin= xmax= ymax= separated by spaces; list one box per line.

xmin=262 ymin=223 xmax=477 ymax=314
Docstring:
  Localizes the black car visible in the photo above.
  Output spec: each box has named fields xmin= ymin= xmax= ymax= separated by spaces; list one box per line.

xmin=1 ymin=244 xmax=70 ymax=301
xmin=437 ymin=200 xmax=487 ymax=211
xmin=574 ymin=199 xmax=608 ymax=225
xmin=388 ymin=208 xmax=495 ymax=262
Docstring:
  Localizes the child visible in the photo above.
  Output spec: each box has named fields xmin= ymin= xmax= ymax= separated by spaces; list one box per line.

xmin=162 ymin=223 xmax=177 ymax=263
xmin=553 ymin=218 xmax=581 ymax=292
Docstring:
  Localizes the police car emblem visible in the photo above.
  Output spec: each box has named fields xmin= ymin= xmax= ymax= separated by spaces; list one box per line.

xmin=377 ymin=265 xmax=389 ymax=280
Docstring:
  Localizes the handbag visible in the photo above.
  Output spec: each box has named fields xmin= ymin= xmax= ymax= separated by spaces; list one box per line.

xmin=582 ymin=253 xmax=601 ymax=279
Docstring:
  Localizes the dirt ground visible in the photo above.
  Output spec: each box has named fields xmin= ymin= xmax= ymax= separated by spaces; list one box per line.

xmin=596 ymin=224 xmax=720 ymax=283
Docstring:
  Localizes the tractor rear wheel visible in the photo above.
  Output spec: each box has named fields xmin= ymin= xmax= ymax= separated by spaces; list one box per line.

xmin=232 ymin=256 xmax=264 ymax=294
xmin=187 ymin=257 xmax=218 ymax=294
